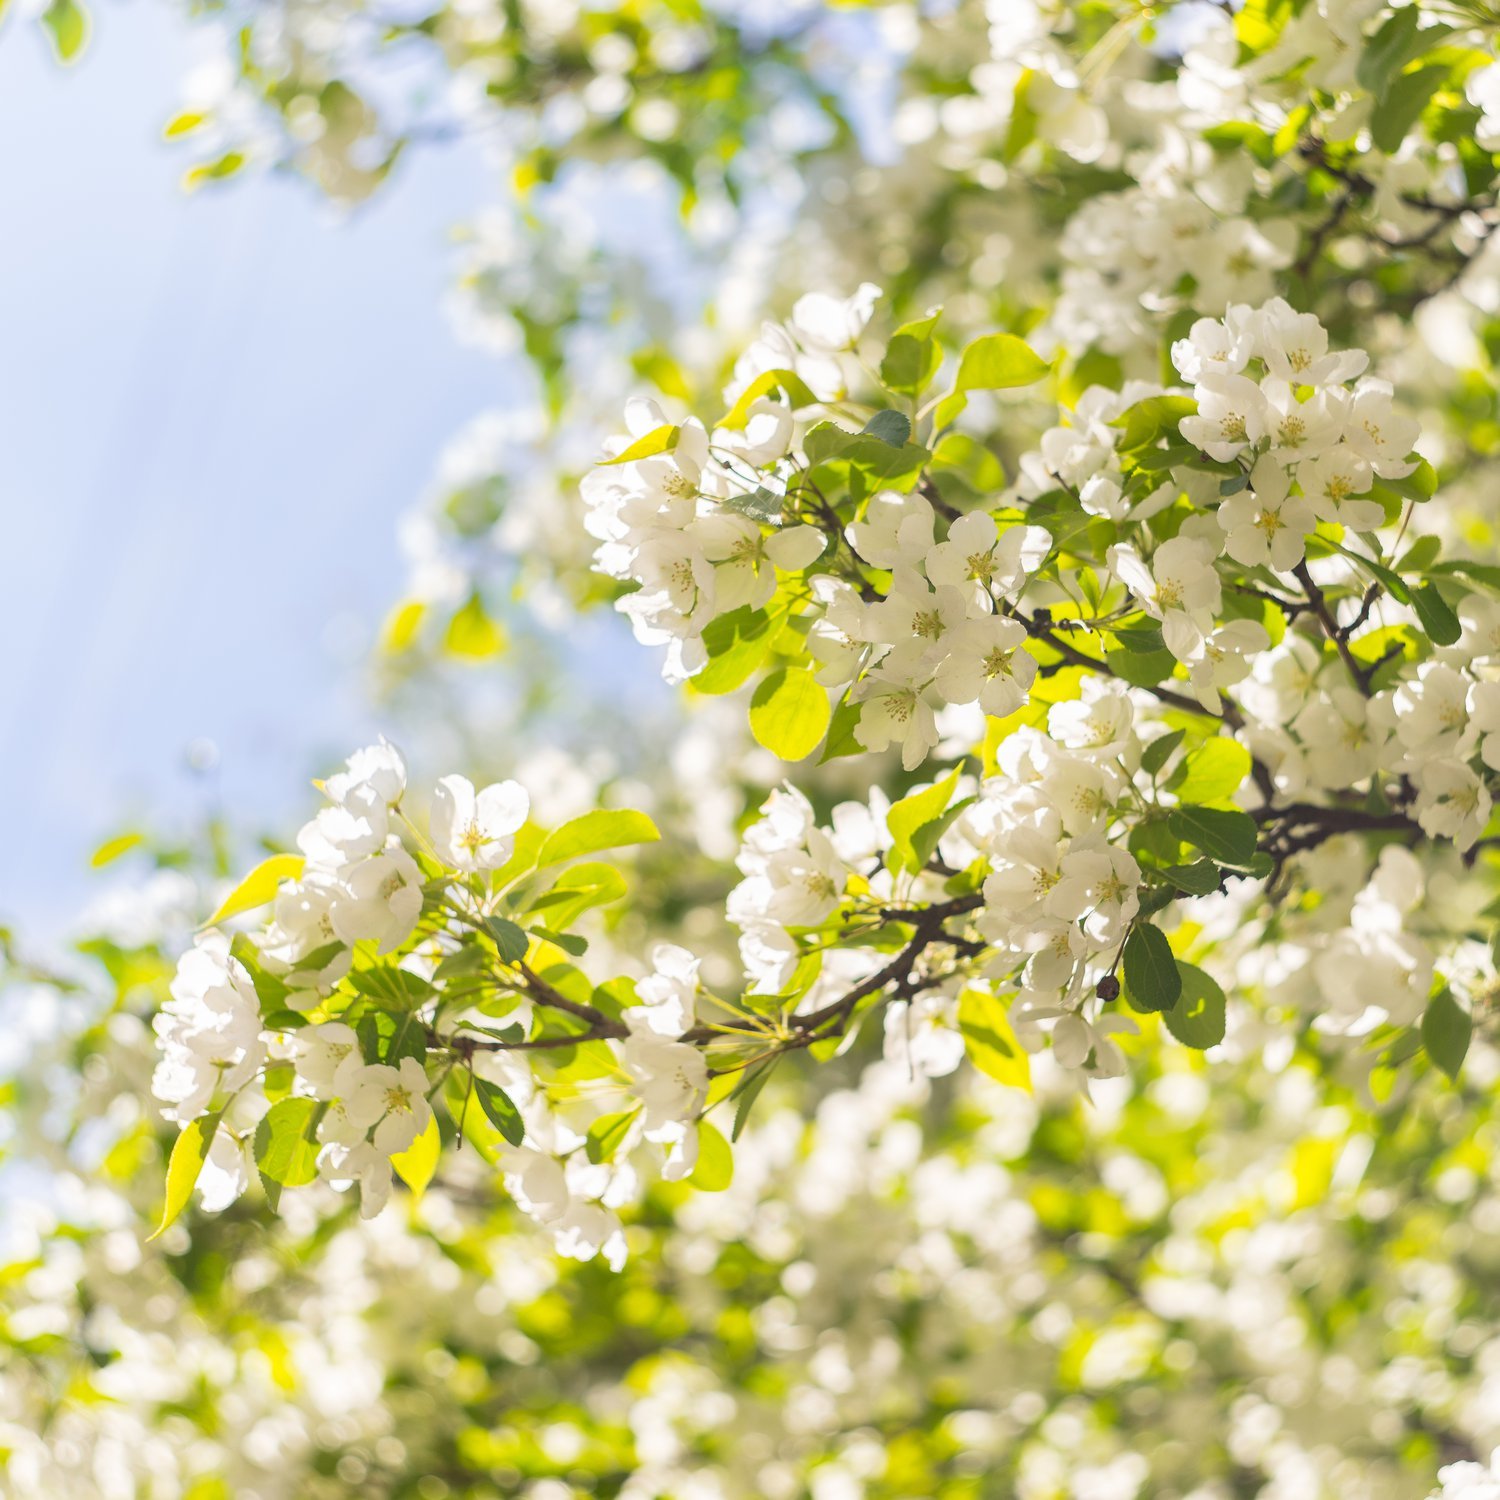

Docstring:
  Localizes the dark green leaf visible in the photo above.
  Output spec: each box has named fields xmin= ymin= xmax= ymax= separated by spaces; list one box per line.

xmin=530 ymin=925 xmax=587 ymax=957
xmin=1160 ymin=860 xmax=1221 ymax=896
xmin=862 ymin=410 xmax=912 ymax=447
xmin=731 ymin=1060 xmax=777 ymax=1141
xmin=1123 ymin=924 xmax=1181 ymax=1014
xmin=1115 ymin=623 xmax=1167 ymax=655
xmin=1167 ymin=806 xmax=1258 ymax=867
xmin=1422 ymin=986 xmax=1471 ymax=1081
xmin=1370 ymin=64 xmax=1447 ymax=154
xmin=484 ymin=916 xmax=530 ymax=964
xmin=1141 ymin=730 xmax=1185 ymax=778
xmin=474 ymin=1078 xmax=526 ymax=1145
xmin=1412 ymin=582 xmax=1461 ymax=646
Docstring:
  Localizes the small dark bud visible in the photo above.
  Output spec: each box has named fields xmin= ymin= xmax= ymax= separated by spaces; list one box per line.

xmin=1033 ymin=607 xmax=1053 ymax=628
xmin=1096 ymin=975 xmax=1120 ymax=1003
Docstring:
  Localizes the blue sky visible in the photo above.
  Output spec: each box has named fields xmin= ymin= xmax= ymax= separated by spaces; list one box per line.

xmin=0 ymin=7 xmax=512 ymax=938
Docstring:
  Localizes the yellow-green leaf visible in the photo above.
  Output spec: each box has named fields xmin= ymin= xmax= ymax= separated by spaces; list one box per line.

xmin=599 ymin=423 xmax=679 ymax=466
xmin=41 ymin=0 xmax=89 ymax=62
xmin=147 ymin=1113 xmax=220 ymax=1241
xmin=443 ymin=591 xmax=505 ymax=659
xmin=958 ymin=991 xmax=1032 ymax=1093
xmin=206 ymin=854 xmax=305 ymax=927
xmin=886 ymin=768 xmax=961 ymax=875
xmin=585 ymin=1107 xmax=638 ymax=1164
xmin=689 ymin=1119 xmax=734 ymax=1191
xmin=163 ymin=110 xmax=208 ymax=139
xmin=748 ymin=667 xmax=830 ymax=762
xmin=391 ymin=1112 xmax=440 ymax=1201
xmin=537 ymin=809 xmax=660 ymax=868
xmin=953 ymin=332 xmax=1049 ymax=393
xmin=720 ymin=368 xmax=820 ymax=431
xmin=182 ymin=150 xmax=247 ymax=192
xmin=91 ymin=832 xmax=145 ymax=868
xmin=381 ymin=597 xmax=427 ymax=653
xmin=1169 ymin=738 xmax=1250 ymax=807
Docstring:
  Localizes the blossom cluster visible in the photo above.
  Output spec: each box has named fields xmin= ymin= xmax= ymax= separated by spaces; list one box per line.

xmin=149 ymin=738 xmax=717 ymax=1254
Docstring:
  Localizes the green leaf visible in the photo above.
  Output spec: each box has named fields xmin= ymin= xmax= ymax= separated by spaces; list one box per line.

xmin=1169 ymin=739 xmax=1250 ymax=807
xmin=474 ymin=1078 xmax=526 ymax=1145
xmin=1429 ymin=560 xmax=1500 ymax=594
xmin=953 ymin=332 xmax=1049 ymax=393
xmin=1167 ymin=806 xmax=1258 ymax=868
xmin=1412 ymin=582 xmax=1462 ymax=646
xmin=880 ymin=312 xmax=943 ymax=399
xmin=1357 ymin=8 xmax=1423 ymax=92
xmin=932 ymin=333 xmax=1049 ymax=430
xmin=1164 ymin=962 xmax=1226 ymax=1049
xmin=483 ymin=916 xmax=530 ymax=964
xmin=206 ymin=854 xmax=305 ymax=928
xmin=819 ymin=700 xmax=864 ymax=763
xmin=689 ymin=1119 xmax=734 ymax=1191
xmin=1159 ymin=861 xmax=1221 ymax=897
xmin=1397 ymin=534 xmax=1442 ymax=573
xmin=41 ymin=0 xmax=89 ymax=62
xmin=930 ymin=431 xmax=1005 ymax=492
xmin=1123 ymin=924 xmax=1181 ymax=1014
xmin=347 ymin=966 xmax=435 ymax=1011
xmin=599 ymin=423 xmax=678 ymax=466
xmin=529 ymin=862 xmax=628 ymax=931
xmin=1370 ymin=63 xmax=1448 ymax=155
xmin=862 ymin=410 xmax=912 ymax=447
xmin=721 ymin=367 xmax=820 ymax=431
xmin=1421 ymin=986 xmax=1471 ymax=1081
xmin=148 ymin=1113 xmax=220 ymax=1240
xmin=909 ymin=796 xmax=976 ymax=873
xmin=1114 ymin=623 xmax=1166 ymax=654
xmin=693 ymin=607 xmax=780 ymax=694
xmin=1111 ymin=394 xmax=1198 ymax=450
xmin=435 ymin=945 xmax=489 ymax=983
xmin=748 ymin=667 xmax=831 ymax=762
xmin=537 ymin=809 xmax=661 ymax=867
xmin=886 ymin=768 xmax=962 ymax=876
xmin=585 ymin=1107 xmax=637 ymax=1163
xmin=530 ymin=925 xmax=587 ymax=956
xmin=1326 ymin=540 xmax=1412 ymax=604
xmin=254 ymin=1098 xmax=324 ymax=1210
xmin=957 ymin=990 xmax=1032 ymax=1092
xmin=391 ymin=1113 xmax=440 ymax=1200
xmin=720 ymin=486 xmax=783 ymax=524
xmin=1141 ymin=729 xmax=1185 ymax=778
xmin=731 ymin=1060 xmax=777 ymax=1141
xmin=805 ymin=424 xmax=931 ymax=497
